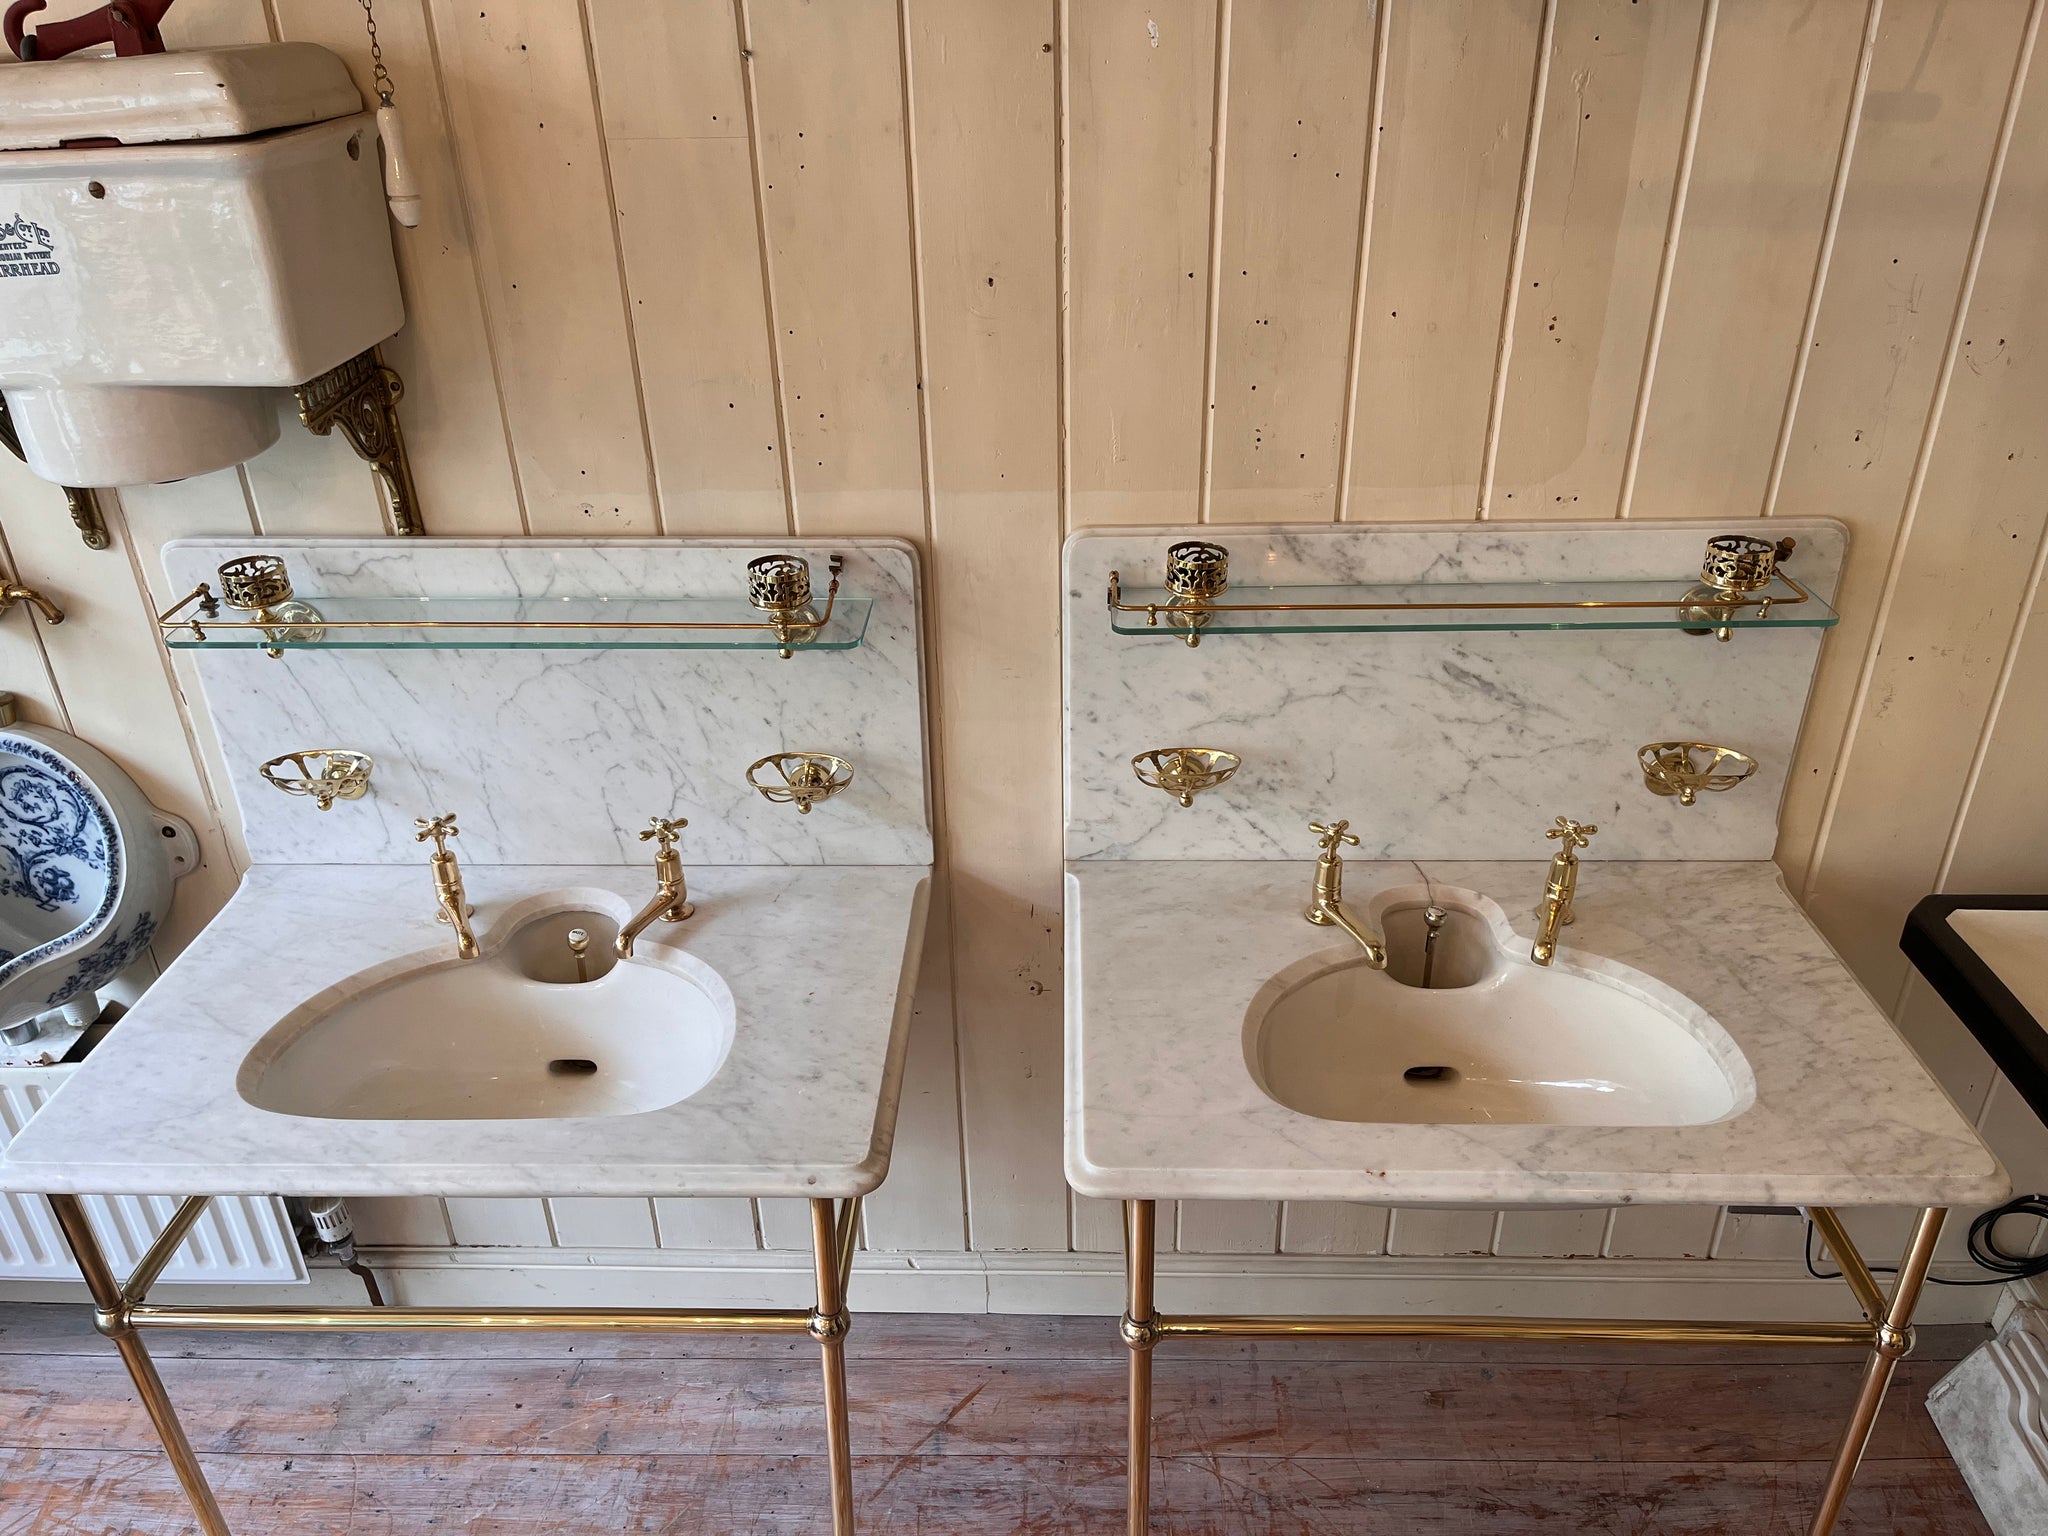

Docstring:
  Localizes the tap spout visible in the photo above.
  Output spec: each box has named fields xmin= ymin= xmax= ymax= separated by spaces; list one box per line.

xmin=617 ymin=815 xmax=694 ymax=957
xmin=1304 ymin=819 xmax=1388 ymax=971
xmin=414 ymin=813 xmax=478 ymax=960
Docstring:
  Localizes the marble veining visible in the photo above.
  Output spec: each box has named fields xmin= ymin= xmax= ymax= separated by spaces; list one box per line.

xmin=1063 ymin=520 xmax=1846 ymax=861
xmin=0 ymin=862 xmax=930 ymax=1198
xmin=164 ymin=538 xmax=931 ymax=867
xmin=1066 ymin=858 xmax=2008 ymax=1207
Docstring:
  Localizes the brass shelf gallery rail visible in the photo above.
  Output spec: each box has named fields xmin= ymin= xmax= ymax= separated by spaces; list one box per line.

xmin=1106 ymin=534 xmax=1835 ymax=646
xmin=156 ymin=553 xmax=862 ymax=658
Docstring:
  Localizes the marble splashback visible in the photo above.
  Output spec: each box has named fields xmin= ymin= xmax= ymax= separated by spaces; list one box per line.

xmin=165 ymin=539 xmax=930 ymax=867
xmin=1063 ymin=520 xmax=1846 ymax=862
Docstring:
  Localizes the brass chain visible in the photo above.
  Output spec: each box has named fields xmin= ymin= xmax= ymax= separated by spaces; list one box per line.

xmin=356 ymin=0 xmax=396 ymax=105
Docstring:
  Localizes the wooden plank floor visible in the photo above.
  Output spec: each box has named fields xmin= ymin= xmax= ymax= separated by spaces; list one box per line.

xmin=0 ymin=1302 xmax=1991 ymax=1533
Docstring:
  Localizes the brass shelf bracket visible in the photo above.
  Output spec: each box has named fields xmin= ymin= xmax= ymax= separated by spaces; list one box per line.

xmin=295 ymin=345 xmax=426 ymax=538
xmin=0 ymin=394 xmax=109 ymax=551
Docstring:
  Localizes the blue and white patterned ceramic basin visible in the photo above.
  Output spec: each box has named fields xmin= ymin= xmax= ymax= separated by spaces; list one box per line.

xmin=0 ymin=724 xmax=170 ymax=1031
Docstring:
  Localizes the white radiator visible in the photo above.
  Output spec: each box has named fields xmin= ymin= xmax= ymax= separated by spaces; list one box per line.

xmin=0 ymin=1066 xmax=304 ymax=1284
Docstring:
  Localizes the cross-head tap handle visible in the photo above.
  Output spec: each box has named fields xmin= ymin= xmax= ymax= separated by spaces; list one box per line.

xmin=1546 ymin=815 xmax=1597 ymax=851
xmin=1310 ymin=819 xmax=1360 ymax=856
xmin=640 ymin=814 xmax=689 ymax=852
xmin=414 ymin=813 xmax=459 ymax=855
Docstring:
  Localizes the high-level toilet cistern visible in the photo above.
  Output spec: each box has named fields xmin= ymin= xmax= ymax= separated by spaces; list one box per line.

xmin=1531 ymin=815 xmax=1597 ymax=966
xmin=414 ymin=813 xmax=477 ymax=960
xmin=617 ymin=815 xmax=694 ymax=957
xmin=1303 ymin=819 xmax=1388 ymax=970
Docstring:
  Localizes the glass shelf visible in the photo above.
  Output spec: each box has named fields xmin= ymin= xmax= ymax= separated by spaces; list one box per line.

xmin=1105 ymin=573 xmax=1835 ymax=638
xmin=162 ymin=593 xmax=873 ymax=652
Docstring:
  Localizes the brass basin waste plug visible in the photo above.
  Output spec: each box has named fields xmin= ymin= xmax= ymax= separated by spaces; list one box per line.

xmin=1531 ymin=816 xmax=1597 ymax=966
xmin=414 ymin=812 xmax=477 ymax=959
xmin=1303 ymin=818 xmax=1388 ymax=970
xmin=617 ymin=815 xmax=694 ymax=957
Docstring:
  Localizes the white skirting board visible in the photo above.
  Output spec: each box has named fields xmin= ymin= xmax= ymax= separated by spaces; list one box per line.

xmin=2 ymin=1244 xmax=1999 ymax=1324
xmin=1929 ymin=1302 xmax=2048 ymax=1536
xmin=0 ymin=1067 xmax=303 ymax=1285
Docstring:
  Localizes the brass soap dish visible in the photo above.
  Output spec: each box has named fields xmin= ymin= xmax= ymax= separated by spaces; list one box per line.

xmin=747 ymin=751 xmax=855 ymax=814
xmin=259 ymin=749 xmax=374 ymax=810
xmin=1638 ymin=742 xmax=1757 ymax=806
xmin=1132 ymin=747 xmax=1240 ymax=808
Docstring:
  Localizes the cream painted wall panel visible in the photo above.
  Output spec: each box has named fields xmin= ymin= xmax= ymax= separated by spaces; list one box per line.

xmin=1496 ymin=1209 xmax=1607 ymax=1259
xmin=242 ymin=398 xmax=388 ymax=537
xmin=157 ymin=0 xmax=269 ymax=48
xmin=0 ymin=475 xmax=239 ymax=962
xmin=547 ymin=1197 xmax=657 ymax=1249
xmin=1946 ymin=554 xmax=2048 ymax=893
xmin=653 ymin=1197 xmax=759 ymax=1250
xmin=1628 ymin=0 xmax=1867 ymax=520
xmin=115 ymin=474 xmax=261 ymax=892
xmin=1177 ymin=1200 xmax=1277 ymax=1255
xmin=910 ymin=0 xmax=1065 ymax=1251
xmin=1386 ymin=1208 xmax=1496 ymax=1258
xmin=1804 ymin=30 xmax=2048 ymax=1006
xmin=1280 ymin=1202 xmax=1388 ymax=1256
xmin=756 ymin=1198 xmax=815 ymax=1252
xmin=1346 ymin=0 xmax=1542 ymax=520
xmin=1066 ymin=0 xmax=1216 ymax=527
xmin=744 ymin=0 xmax=925 ymax=541
xmin=592 ymin=0 xmax=789 ymax=536
xmin=1605 ymin=1206 xmax=1720 ymax=1260
xmin=1072 ymin=1194 xmax=1166 ymax=1254
xmin=1712 ymin=1208 xmax=1805 ymax=1261
xmin=428 ymin=0 xmax=656 ymax=533
xmin=1768 ymin=0 xmax=2031 ymax=893
xmin=1490 ymin=0 xmax=1702 ymax=518
xmin=862 ymin=877 xmax=967 ymax=1252
xmin=445 ymin=1198 xmax=553 ymax=1248
xmin=1207 ymin=0 xmax=1375 ymax=524
xmin=350 ymin=1197 xmax=453 ymax=1248
xmin=272 ymin=0 xmax=525 ymax=537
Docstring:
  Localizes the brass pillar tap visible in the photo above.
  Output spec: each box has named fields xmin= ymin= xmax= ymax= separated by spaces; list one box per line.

xmin=1531 ymin=816 xmax=1597 ymax=967
xmin=1303 ymin=819 xmax=1388 ymax=970
xmin=617 ymin=815 xmax=695 ymax=957
xmin=414 ymin=813 xmax=477 ymax=959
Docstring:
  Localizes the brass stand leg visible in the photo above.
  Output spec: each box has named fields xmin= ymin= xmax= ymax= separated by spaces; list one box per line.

xmin=810 ymin=1197 xmax=856 ymax=1536
xmin=1122 ymin=1199 xmax=1158 ymax=1536
xmin=48 ymin=1195 xmax=232 ymax=1536
xmin=1808 ymin=1207 xmax=1947 ymax=1535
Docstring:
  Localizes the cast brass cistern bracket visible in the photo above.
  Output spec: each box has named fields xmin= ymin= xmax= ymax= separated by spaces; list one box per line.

xmin=295 ymin=345 xmax=426 ymax=537
xmin=0 ymin=393 xmax=108 ymax=550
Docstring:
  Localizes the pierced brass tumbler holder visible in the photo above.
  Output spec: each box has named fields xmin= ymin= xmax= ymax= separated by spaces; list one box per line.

xmin=215 ymin=555 xmax=324 ymax=658
xmin=1162 ymin=540 xmax=1229 ymax=648
xmin=747 ymin=751 xmax=855 ymax=814
xmin=748 ymin=555 xmax=839 ymax=658
xmin=258 ymin=749 xmax=373 ymax=811
xmin=1638 ymin=742 xmax=1758 ymax=805
xmin=1131 ymin=747 xmax=1240 ymax=807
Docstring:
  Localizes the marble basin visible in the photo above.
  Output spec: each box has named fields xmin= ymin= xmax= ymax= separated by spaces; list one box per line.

xmin=240 ymin=907 xmax=734 ymax=1121
xmin=1244 ymin=890 xmax=1746 ymax=1128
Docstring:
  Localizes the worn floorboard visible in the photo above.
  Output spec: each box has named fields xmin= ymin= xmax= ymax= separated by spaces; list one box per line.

xmin=0 ymin=1304 xmax=1992 ymax=1533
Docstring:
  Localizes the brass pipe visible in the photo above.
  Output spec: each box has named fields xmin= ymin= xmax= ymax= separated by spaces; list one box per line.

xmin=124 ymin=1303 xmax=814 ymax=1333
xmin=810 ymin=1196 xmax=856 ymax=1536
xmin=1152 ymin=1314 xmax=1877 ymax=1347
xmin=1123 ymin=1199 xmax=1157 ymax=1536
xmin=1803 ymin=1207 xmax=1888 ymax=1324
xmin=48 ymin=1195 xmax=233 ymax=1536
xmin=1809 ymin=1208 xmax=1948 ymax=1535
xmin=835 ymin=1195 xmax=862 ymax=1301
xmin=121 ymin=1194 xmax=214 ymax=1305
xmin=1106 ymin=568 xmax=1815 ymax=617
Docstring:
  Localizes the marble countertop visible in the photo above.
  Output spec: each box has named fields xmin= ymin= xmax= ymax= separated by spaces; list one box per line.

xmin=0 ymin=863 xmax=929 ymax=1199
xmin=1066 ymin=859 xmax=2008 ymax=1208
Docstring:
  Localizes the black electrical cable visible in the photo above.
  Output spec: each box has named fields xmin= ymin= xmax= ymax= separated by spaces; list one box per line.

xmin=1804 ymin=1194 xmax=2048 ymax=1288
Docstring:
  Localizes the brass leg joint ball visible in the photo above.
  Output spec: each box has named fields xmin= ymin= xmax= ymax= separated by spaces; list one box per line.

xmin=1875 ymin=1321 xmax=1917 ymax=1360
xmin=807 ymin=1307 xmax=852 ymax=1343
xmin=1119 ymin=1311 xmax=1164 ymax=1351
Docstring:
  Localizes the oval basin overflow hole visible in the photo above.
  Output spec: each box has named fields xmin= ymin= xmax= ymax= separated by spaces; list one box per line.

xmin=548 ymin=1059 xmax=599 ymax=1077
xmin=1403 ymin=1065 xmax=1456 ymax=1083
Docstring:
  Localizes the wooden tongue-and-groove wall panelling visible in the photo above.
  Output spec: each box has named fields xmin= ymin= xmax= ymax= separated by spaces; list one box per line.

xmin=3 ymin=0 xmax=2048 ymax=1303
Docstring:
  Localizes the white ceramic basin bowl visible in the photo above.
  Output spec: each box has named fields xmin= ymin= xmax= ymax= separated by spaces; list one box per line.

xmin=240 ymin=908 xmax=733 ymax=1120
xmin=1245 ymin=890 xmax=1749 ymax=1128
